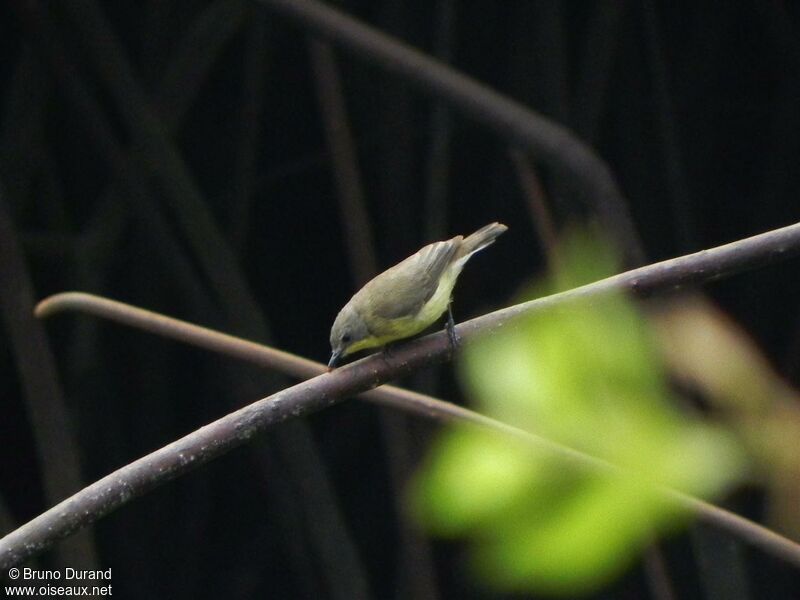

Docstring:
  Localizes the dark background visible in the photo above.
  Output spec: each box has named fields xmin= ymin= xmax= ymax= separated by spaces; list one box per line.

xmin=1 ymin=1 xmax=800 ymax=598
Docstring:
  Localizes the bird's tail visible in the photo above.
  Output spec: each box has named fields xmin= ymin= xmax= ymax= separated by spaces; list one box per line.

xmin=457 ymin=222 xmax=508 ymax=258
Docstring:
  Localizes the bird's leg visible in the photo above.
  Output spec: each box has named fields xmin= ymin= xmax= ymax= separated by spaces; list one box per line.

xmin=446 ymin=298 xmax=459 ymax=354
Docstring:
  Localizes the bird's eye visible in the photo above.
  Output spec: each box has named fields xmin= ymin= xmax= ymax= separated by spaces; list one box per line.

xmin=341 ymin=333 xmax=351 ymax=343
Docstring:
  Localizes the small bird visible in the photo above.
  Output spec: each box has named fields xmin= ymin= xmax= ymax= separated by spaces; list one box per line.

xmin=328 ymin=222 xmax=508 ymax=369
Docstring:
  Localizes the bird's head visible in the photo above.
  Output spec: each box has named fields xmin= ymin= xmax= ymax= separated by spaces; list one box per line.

xmin=328 ymin=303 xmax=370 ymax=370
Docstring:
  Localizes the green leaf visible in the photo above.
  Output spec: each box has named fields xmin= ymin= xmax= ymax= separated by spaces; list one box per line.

xmin=411 ymin=230 xmax=746 ymax=595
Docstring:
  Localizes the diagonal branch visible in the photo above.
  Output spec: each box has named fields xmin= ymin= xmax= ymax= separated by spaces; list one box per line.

xmin=308 ymin=40 xmax=378 ymax=283
xmin=14 ymin=2 xmax=371 ymax=591
xmin=4 ymin=222 xmax=800 ymax=569
xmin=308 ymin=37 xmax=439 ymax=598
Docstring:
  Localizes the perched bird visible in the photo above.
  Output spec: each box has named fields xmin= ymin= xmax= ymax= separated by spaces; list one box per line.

xmin=328 ymin=222 xmax=508 ymax=369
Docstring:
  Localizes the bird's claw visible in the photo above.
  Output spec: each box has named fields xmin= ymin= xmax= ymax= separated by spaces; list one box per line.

xmin=446 ymin=301 xmax=459 ymax=354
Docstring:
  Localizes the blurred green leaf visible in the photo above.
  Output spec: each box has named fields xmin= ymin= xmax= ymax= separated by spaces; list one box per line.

xmin=411 ymin=230 xmax=746 ymax=595
xmin=653 ymin=297 xmax=800 ymax=538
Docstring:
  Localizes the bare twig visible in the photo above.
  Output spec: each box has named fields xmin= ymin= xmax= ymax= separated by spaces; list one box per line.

xmin=30 ymin=290 xmax=530 ymax=427
xmin=304 ymin=34 xmax=380 ymax=600
xmin=76 ymin=0 xmax=248 ymax=227
xmin=309 ymin=36 xmax=437 ymax=598
xmin=35 ymin=221 xmax=800 ymax=403
xmin=5 ymin=220 xmax=800 ymax=569
xmin=51 ymin=0 xmax=262 ymax=323
xmin=508 ymin=149 xmax=561 ymax=267
xmin=154 ymin=0 xmax=248 ymax=128
xmin=15 ymin=1 xmax=370 ymax=591
xmin=308 ymin=40 xmax=378 ymax=283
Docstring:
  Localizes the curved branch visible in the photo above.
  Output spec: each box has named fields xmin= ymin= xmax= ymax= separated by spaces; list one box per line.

xmin=4 ymin=221 xmax=800 ymax=569
xmin=256 ymin=0 xmax=645 ymax=264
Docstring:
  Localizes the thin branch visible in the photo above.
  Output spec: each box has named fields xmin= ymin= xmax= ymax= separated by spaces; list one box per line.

xmin=257 ymin=0 xmax=645 ymax=264
xmin=27 ymin=290 xmax=548 ymax=428
xmin=83 ymin=0 xmax=248 ymax=258
xmin=15 ymin=2 xmax=371 ymax=590
xmin=5 ymin=220 xmax=800 ymax=569
xmin=308 ymin=40 xmax=378 ymax=283
xmin=305 ymin=33 xmax=383 ymax=600
xmin=309 ymin=33 xmax=439 ymax=598
xmin=34 ymin=220 xmax=800 ymax=405
xmin=508 ymin=149 xmax=561 ymax=268
xmin=154 ymin=0 xmax=248 ymax=128
xmin=51 ymin=0 xmax=264 ymax=325
xmin=406 ymin=5 xmax=455 ymax=597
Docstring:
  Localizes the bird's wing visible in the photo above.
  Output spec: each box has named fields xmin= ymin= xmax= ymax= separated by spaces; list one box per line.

xmin=365 ymin=238 xmax=459 ymax=321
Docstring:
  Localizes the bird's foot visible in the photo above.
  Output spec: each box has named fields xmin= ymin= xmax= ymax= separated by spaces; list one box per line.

xmin=446 ymin=301 xmax=460 ymax=355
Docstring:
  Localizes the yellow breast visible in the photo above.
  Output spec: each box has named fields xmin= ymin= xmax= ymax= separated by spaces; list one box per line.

xmin=344 ymin=264 xmax=462 ymax=356
xmin=415 ymin=265 xmax=459 ymax=328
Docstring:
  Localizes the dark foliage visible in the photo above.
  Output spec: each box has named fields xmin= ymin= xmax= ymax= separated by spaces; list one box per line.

xmin=1 ymin=1 xmax=799 ymax=598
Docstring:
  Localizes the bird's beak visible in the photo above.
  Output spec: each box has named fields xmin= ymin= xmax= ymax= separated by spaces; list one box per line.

xmin=327 ymin=349 xmax=343 ymax=371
